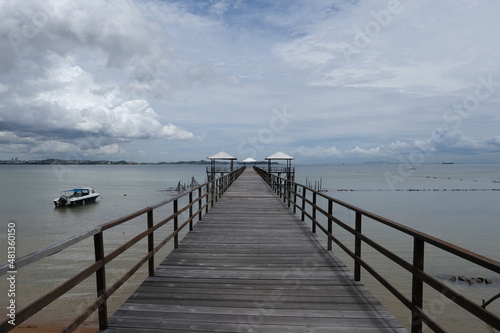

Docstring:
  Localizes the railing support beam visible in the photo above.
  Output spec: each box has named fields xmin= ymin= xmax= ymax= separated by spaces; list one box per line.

xmin=354 ymin=212 xmax=362 ymax=281
xmin=293 ymin=183 xmax=298 ymax=213
xmin=412 ymin=238 xmax=425 ymax=333
xmin=189 ymin=192 xmax=194 ymax=231
xmin=312 ymin=192 xmax=317 ymax=233
xmin=94 ymin=232 xmax=108 ymax=330
xmin=328 ymin=200 xmax=333 ymax=251
xmin=173 ymin=199 xmax=179 ymax=248
xmin=147 ymin=210 xmax=154 ymax=276
xmin=198 ymin=187 xmax=203 ymax=220
xmin=301 ymin=186 xmax=306 ymax=221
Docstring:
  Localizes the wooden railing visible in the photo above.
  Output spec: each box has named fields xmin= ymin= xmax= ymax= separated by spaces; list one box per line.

xmin=254 ymin=167 xmax=500 ymax=333
xmin=267 ymin=166 xmax=295 ymax=174
xmin=0 ymin=167 xmax=245 ymax=332
xmin=206 ymin=166 xmax=233 ymax=173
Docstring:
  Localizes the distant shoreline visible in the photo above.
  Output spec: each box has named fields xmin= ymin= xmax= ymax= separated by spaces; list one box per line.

xmin=0 ymin=159 xmax=275 ymax=166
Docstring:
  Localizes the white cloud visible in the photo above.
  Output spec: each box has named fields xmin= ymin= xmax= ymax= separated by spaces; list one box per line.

xmin=5 ymin=55 xmax=194 ymax=140
xmin=85 ymin=143 xmax=125 ymax=156
xmin=294 ymin=145 xmax=342 ymax=157
xmin=275 ymin=1 xmax=500 ymax=95
xmin=349 ymin=146 xmax=383 ymax=157
xmin=0 ymin=0 xmax=195 ymax=160
xmin=347 ymin=130 xmax=500 ymax=163
xmin=0 ymin=131 xmax=35 ymax=144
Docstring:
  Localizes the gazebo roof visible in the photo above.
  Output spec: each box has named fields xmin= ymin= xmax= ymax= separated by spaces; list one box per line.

xmin=242 ymin=157 xmax=257 ymax=163
xmin=265 ymin=151 xmax=294 ymax=160
xmin=208 ymin=151 xmax=237 ymax=160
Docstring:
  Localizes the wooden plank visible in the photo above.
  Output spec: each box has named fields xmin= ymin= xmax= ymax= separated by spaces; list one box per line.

xmin=102 ymin=168 xmax=407 ymax=333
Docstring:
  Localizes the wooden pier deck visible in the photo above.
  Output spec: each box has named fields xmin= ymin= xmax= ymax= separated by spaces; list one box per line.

xmin=103 ymin=168 xmax=407 ymax=332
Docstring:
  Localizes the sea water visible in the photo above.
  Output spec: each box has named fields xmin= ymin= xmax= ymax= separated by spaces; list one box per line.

xmin=0 ymin=164 xmax=207 ymax=328
xmin=0 ymin=163 xmax=499 ymax=331
xmin=295 ymin=163 xmax=500 ymax=332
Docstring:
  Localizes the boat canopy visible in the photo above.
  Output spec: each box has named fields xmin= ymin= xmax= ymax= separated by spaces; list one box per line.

xmin=63 ymin=188 xmax=91 ymax=192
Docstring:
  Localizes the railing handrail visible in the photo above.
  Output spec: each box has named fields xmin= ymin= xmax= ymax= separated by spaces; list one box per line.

xmin=254 ymin=166 xmax=500 ymax=333
xmin=0 ymin=167 xmax=245 ymax=332
xmin=0 ymin=227 xmax=102 ymax=275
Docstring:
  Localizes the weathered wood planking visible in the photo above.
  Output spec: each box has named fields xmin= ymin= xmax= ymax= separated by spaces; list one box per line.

xmin=102 ymin=169 xmax=407 ymax=332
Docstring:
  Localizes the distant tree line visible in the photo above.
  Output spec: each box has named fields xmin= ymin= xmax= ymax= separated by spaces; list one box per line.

xmin=0 ymin=159 xmax=276 ymax=165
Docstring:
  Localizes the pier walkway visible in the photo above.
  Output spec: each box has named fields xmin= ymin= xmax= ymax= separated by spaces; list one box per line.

xmin=103 ymin=168 xmax=406 ymax=332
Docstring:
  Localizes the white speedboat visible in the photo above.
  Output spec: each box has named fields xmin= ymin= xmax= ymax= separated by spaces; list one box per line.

xmin=54 ymin=187 xmax=100 ymax=207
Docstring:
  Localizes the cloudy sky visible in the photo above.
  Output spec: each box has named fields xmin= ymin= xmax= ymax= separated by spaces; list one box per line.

xmin=1 ymin=0 xmax=499 ymax=163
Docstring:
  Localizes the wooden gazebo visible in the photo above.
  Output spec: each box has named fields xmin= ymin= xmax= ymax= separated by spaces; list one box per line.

xmin=206 ymin=151 xmax=237 ymax=181
xmin=265 ymin=151 xmax=295 ymax=181
xmin=242 ymin=157 xmax=257 ymax=166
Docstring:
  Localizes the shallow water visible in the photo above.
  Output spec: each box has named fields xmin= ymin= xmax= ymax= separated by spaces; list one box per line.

xmin=1 ymin=163 xmax=499 ymax=331
xmin=295 ymin=163 xmax=500 ymax=332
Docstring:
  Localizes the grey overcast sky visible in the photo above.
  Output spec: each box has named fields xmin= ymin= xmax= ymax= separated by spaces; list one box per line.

xmin=1 ymin=0 xmax=499 ymax=163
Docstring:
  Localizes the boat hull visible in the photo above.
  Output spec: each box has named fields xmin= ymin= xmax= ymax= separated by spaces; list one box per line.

xmin=54 ymin=194 xmax=100 ymax=207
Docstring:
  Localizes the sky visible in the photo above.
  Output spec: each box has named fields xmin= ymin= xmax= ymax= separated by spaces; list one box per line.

xmin=0 ymin=0 xmax=499 ymax=164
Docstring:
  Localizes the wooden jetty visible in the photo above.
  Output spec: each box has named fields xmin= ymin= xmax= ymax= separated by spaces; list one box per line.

xmin=103 ymin=169 xmax=406 ymax=332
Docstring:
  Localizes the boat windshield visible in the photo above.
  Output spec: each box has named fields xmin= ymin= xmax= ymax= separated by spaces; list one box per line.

xmin=63 ymin=189 xmax=91 ymax=197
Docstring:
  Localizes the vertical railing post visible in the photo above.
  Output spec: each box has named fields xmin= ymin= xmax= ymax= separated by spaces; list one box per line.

xmin=293 ymin=183 xmax=297 ymax=213
xmin=189 ymin=191 xmax=193 ymax=231
xmin=312 ymin=192 xmax=317 ymax=233
xmin=411 ymin=238 xmax=425 ymax=333
xmin=206 ymin=183 xmax=210 ymax=212
xmin=223 ymin=175 xmax=226 ymax=195
xmin=221 ymin=175 xmax=224 ymax=193
xmin=94 ymin=232 xmax=108 ymax=330
xmin=286 ymin=179 xmax=291 ymax=207
xmin=211 ymin=181 xmax=215 ymax=207
xmin=147 ymin=210 xmax=154 ymax=276
xmin=220 ymin=176 xmax=224 ymax=196
xmin=301 ymin=186 xmax=306 ymax=221
xmin=283 ymin=178 xmax=287 ymax=203
xmin=327 ymin=200 xmax=333 ymax=251
xmin=354 ymin=212 xmax=362 ymax=281
xmin=216 ymin=177 xmax=219 ymax=200
xmin=214 ymin=179 xmax=218 ymax=203
xmin=173 ymin=199 xmax=179 ymax=248
xmin=198 ymin=187 xmax=203 ymax=220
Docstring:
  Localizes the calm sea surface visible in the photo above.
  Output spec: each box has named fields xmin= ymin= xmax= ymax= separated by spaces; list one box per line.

xmin=1 ymin=163 xmax=499 ymax=331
